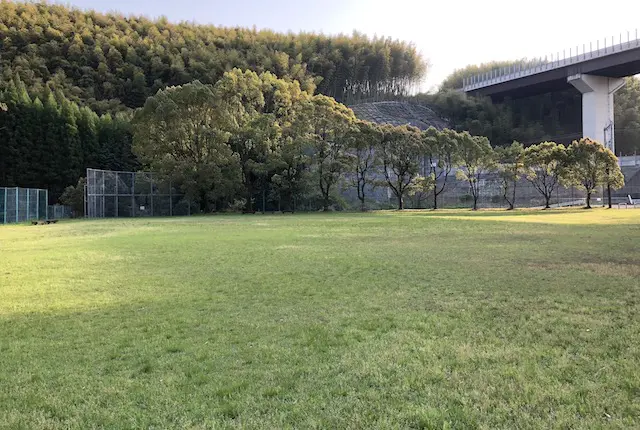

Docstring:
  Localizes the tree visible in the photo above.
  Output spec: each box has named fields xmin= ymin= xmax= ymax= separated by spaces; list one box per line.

xmin=496 ymin=141 xmax=525 ymax=210
xmin=423 ymin=127 xmax=460 ymax=209
xmin=524 ymin=141 xmax=566 ymax=209
xmin=455 ymin=132 xmax=495 ymax=210
xmin=307 ymin=94 xmax=356 ymax=211
xmin=380 ymin=124 xmax=424 ymax=210
xmin=270 ymin=138 xmax=311 ymax=213
xmin=407 ymin=175 xmax=436 ymax=209
xmin=132 ymin=81 xmax=239 ymax=212
xmin=214 ymin=69 xmax=283 ymax=212
xmin=269 ymin=88 xmax=313 ymax=212
xmin=59 ymin=177 xmax=86 ymax=217
xmin=563 ymin=138 xmax=624 ymax=209
xmin=348 ymin=120 xmax=383 ymax=211
xmin=604 ymin=157 xmax=625 ymax=208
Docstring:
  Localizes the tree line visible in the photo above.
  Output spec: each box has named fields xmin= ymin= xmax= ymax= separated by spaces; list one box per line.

xmin=126 ymin=69 xmax=624 ymax=214
xmin=0 ymin=2 xmax=425 ymax=113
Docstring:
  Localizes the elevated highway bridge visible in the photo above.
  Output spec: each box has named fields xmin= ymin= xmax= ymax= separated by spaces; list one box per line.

xmin=462 ymin=31 xmax=640 ymax=153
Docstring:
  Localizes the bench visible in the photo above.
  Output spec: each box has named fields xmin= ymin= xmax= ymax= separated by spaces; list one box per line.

xmin=31 ymin=219 xmax=59 ymax=225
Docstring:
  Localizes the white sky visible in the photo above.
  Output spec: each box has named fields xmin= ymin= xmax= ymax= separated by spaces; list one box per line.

xmin=66 ymin=0 xmax=640 ymax=91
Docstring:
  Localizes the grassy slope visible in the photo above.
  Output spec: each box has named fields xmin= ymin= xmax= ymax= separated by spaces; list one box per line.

xmin=1 ymin=210 xmax=639 ymax=429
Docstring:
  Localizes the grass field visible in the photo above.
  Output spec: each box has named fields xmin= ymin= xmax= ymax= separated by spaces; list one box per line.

xmin=1 ymin=210 xmax=639 ymax=429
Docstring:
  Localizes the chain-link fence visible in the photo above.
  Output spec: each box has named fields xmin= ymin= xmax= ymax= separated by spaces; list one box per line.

xmin=86 ymin=168 xmax=195 ymax=218
xmin=404 ymin=166 xmax=640 ymax=209
xmin=342 ymin=164 xmax=640 ymax=210
xmin=48 ymin=205 xmax=72 ymax=220
xmin=0 ymin=187 xmax=48 ymax=224
xmin=407 ymin=176 xmax=588 ymax=209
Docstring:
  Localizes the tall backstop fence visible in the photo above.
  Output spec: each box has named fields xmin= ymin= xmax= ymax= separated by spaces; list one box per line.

xmin=86 ymin=168 xmax=194 ymax=218
xmin=0 ymin=187 xmax=48 ymax=224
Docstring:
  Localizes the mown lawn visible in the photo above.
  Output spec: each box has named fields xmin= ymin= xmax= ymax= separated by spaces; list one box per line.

xmin=1 ymin=210 xmax=639 ymax=429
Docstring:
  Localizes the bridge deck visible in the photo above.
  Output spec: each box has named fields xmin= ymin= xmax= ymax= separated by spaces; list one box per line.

xmin=463 ymin=31 xmax=640 ymax=98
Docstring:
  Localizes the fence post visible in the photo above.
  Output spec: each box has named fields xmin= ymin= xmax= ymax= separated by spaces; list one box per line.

xmin=100 ymin=170 xmax=105 ymax=218
xmin=115 ymin=172 xmax=119 ymax=218
xmin=15 ymin=187 xmax=19 ymax=222
xmin=132 ymin=173 xmax=136 ymax=217
xmin=26 ymin=189 xmax=30 ymax=221
xmin=3 ymin=188 xmax=6 ymax=224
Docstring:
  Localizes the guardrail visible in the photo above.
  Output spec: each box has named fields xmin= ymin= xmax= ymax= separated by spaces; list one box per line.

xmin=463 ymin=30 xmax=640 ymax=92
xmin=619 ymin=155 xmax=640 ymax=167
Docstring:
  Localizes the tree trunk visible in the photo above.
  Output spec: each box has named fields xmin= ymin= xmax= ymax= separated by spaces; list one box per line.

xmin=433 ymin=183 xmax=438 ymax=210
xmin=245 ymin=183 xmax=253 ymax=212
xmin=607 ymin=183 xmax=612 ymax=209
xmin=472 ymin=194 xmax=478 ymax=211
xmin=510 ymin=180 xmax=517 ymax=210
xmin=398 ymin=194 xmax=404 ymax=210
xmin=544 ymin=194 xmax=551 ymax=209
xmin=199 ymin=189 xmax=208 ymax=213
xmin=359 ymin=181 xmax=366 ymax=211
xmin=323 ymin=197 xmax=330 ymax=211
xmin=586 ymin=191 xmax=591 ymax=209
xmin=321 ymin=180 xmax=330 ymax=211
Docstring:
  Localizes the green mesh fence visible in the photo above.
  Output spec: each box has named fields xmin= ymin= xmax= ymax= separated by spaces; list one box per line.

xmin=0 ymin=187 xmax=48 ymax=224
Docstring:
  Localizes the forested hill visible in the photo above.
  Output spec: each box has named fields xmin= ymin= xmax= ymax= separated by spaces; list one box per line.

xmin=0 ymin=2 xmax=425 ymax=114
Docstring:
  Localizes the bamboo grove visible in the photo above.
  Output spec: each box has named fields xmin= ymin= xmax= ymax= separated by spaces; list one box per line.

xmin=0 ymin=2 xmax=425 ymax=113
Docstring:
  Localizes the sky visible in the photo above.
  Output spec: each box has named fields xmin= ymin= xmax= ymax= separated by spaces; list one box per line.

xmin=58 ymin=0 xmax=640 ymax=91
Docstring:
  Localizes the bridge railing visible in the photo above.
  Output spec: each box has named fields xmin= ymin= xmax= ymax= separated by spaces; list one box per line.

xmin=463 ymin=29 xmax=640 ymax=92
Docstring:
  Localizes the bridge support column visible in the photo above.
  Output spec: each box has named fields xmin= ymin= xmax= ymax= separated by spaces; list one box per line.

xmin=568 ymin=74 xmax=625 ymax=153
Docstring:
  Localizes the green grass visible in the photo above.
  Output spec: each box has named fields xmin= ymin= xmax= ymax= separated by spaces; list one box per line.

xmin=1 ymin=210 xmax=639 ymax=429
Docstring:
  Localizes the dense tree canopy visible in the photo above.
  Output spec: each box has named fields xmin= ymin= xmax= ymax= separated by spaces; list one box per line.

xmin=132 ymin=80 xmax=239 ymax=211
xmin=0 ymin=76 xmax=136 ymax=199
xmin=0 ymin=2 xmax=425 ymax=113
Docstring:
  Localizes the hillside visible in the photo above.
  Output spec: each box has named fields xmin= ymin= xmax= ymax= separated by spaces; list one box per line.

xmin=0 ymin=2 xmax=425 ymax=113
xmin=350 ymin=101 xmax=449 ymax=130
